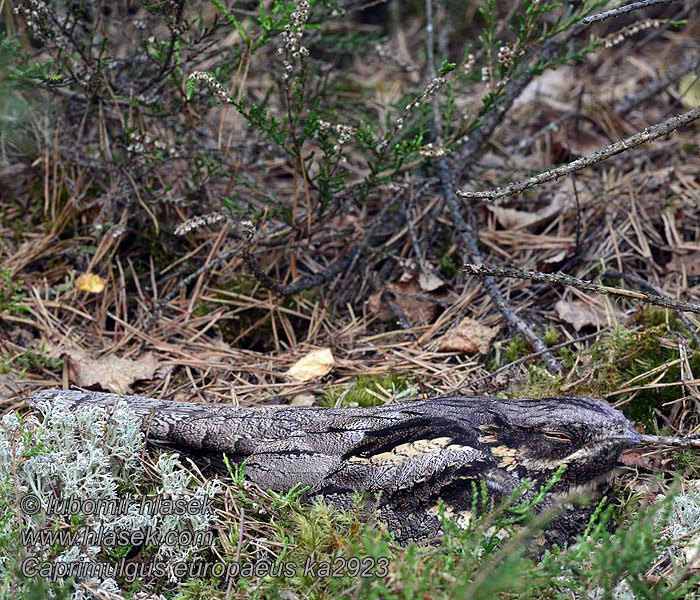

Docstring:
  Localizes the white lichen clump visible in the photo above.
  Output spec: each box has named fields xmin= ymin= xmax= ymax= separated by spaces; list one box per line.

xmin=0 ymin=398 xmax=220 ymax=598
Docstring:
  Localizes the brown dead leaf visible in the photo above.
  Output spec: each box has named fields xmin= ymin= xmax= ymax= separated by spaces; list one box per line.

xmin=487 ymin=179 xmax=589 ymax=230
xmin=618 ymin=448 xmax=651 ymax=469
xmin=366 ymin=290 xmax=392 ymax=321
xmin=367 ymin=268 xmax=446 ymax=325
xmin=287 ymin=348 xmax=335 ymax=382
xmin=76 ymin=273 xmax=107 ymax=293
xmin=66 ymin=349 xmax=160 ymax=394
xmin=437 ymin=317 xmax=499 ymax=354
xmin=555 ymin=299 xmax=605 ymax=331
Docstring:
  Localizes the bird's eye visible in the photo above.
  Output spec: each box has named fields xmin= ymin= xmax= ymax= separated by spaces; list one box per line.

xmin=543 ymin=430 xmax=573 ymax=443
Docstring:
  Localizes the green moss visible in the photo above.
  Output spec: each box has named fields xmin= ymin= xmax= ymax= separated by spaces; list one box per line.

xmin=543 ymin=327 xmax=559 ymax=346
xmin=634 ymin=305 xmax=687 ymax=333
xmin=318 ymin=373 xmax=416 ymax=408
xmin=174 ymin=579 xmax=223 ymax=600
xmin=504 ymin=337 xmax=531 ymax=364
xmin=555 ymin=322 xmax=700 ymax=430
xmin=0 ymin=267 xmax=28 ymax=314
xmin=510 ymin=366 xmax=565 ymax=399
xmin=674 ymin=451 xmax=700 ymax=476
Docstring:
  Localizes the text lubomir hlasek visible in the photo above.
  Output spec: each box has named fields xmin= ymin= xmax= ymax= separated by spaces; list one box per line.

xmin=41 ymin=494 xmax=214 ymax=517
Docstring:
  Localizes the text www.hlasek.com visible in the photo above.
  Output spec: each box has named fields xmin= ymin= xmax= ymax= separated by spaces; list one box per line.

xmin=21 ymin=525 xmax=213 ymax=548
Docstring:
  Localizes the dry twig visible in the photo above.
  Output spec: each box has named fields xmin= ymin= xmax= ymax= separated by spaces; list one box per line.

xmin=604 ymin=269 xmax=700 ymax=344
xmin=463 ymin=264 xmax=700 ymax=315
xmin=639 ymin=433 xmax=700 ymax=450
xmin=459 ymin=106 xmax=700 ymax=201
xmin=454 ymin=0 xmax=683 ymax=173
xmin=580 ymin=0 xmax=677 ymax=25
xmin=425 ymin=0 xmax=562 ymax=373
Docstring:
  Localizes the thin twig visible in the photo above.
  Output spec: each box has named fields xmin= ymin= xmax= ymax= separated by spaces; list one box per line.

xmin=440 ymin=170 xmax=563 ymax=372
xmin=170 ymin=215 xmax=359 ymax=302
xmin=603 ymin=269 xmax=700 ymax=344
xmin=384 ymin=292 xmax=418 ymax=340
xmin=455 ymin=0 xmax=683 ymax=176
xmin=160 ymin=220 xmax=256 ymax=307
xmin=438 ymin=5 xmax=684 ymax=370
xmin=580 ymin=0 xmax=675 ymax=25
xmin=638 ymin=433 xmax=700 ymax=450
xmin=335 ymin=176 xmax=437 ymax=306
xmin=463 ymin=264 xmax=700 ymax=314
xmin=406 ymin=193 xmax=431 ymax=280
xmin=242 ymin=247 xmax=360 ymax=297
xmin=459 ymin=105 xmax=700 ymax=200
xmin=426 ymin=0 xmax=562 ymax=373
xmin=615 ymin=52 xmax=700 ymax=116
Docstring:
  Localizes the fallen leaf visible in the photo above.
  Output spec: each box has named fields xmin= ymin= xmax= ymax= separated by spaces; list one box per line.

xmin=367 ymin=267 xmax=447 ymax=325
xmin=537 ymin=249 xmax=569 ymax=272
xmin=436 ymin=317 xmax=499 ymax=354
xmin=543 ymin=250 xmax=567 ymax=264
xmin=679 ymin=74 xmax=700 ymax=108
xmin=76 ymin=273 xmax=107 ymax=293
xmin=418 ymin=270 xmax=445 ymax=292
xmin=290 ymin=393 xmax=315 ymax=407
xmin=487 ymin=179 xmax=589 ymax=230
xmin=66 ymin=349 xmax=160 ymax=394
xmin=555 ymin=300 xmax=604 ymax=331
xmin=618 ymin=448 xmax=651 ymax=468
xmin=287 ymin=348 xmax=335 ymax=381
xmin=515 ymin=66 xmax=575 ymax=109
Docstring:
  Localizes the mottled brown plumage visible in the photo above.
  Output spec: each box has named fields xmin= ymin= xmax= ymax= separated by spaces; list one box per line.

xmin=27 ymin=390 xmax=640 ymax=543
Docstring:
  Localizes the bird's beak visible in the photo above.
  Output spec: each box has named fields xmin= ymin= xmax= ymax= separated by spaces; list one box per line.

xmin=618 ymin=429 xmax=641 ymax=447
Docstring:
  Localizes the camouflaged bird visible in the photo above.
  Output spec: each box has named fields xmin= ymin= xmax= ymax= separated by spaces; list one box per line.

xmin=27 ymin=390 xmax=640 ymax=544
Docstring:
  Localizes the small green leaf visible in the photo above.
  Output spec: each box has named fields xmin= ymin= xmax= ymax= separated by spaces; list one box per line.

xmin=185 ymin=77 xmax=196 ymax=101
xmin=439 ymin=61 xmax=456 ymax=76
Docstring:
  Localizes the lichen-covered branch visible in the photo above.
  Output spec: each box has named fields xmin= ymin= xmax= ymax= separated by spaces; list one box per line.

xmin=463 ymin=264 xmax=700 ymax=314
xmin=459 ymin=106 xmax=700 ymax=201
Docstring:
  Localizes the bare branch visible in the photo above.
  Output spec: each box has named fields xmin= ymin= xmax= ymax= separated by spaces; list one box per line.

xmin=639 ymin=433 xmax=700 ymax=450
xmin=604 ymin=269 xmax=700 ymax=344
xmin=439 ymin=167 xmax=563 ymax=373
xmin=463 ymin=264 xmax=700 ymax=314
xmin=243 ymin=247 xmax=360 ymax=297
xmin=580 ymin=0 xmax=676 ymax=26
xmin=424 ymin=0 xmax=562 ymax=373
xmin=465 ymin=331 xmax=603 ymax=389
xmin=459 ymin=106 xmax=700 ymax=201
xmin=455 ymin=0 xmax=683 ymax=175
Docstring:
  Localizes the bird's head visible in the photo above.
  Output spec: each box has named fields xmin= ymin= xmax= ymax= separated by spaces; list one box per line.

xmin=478 ymin=396 xmax=640 ymax=491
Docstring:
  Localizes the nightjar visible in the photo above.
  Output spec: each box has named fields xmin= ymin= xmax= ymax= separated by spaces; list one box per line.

xmin=27 ymin=390 xmax=640 ymax=544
